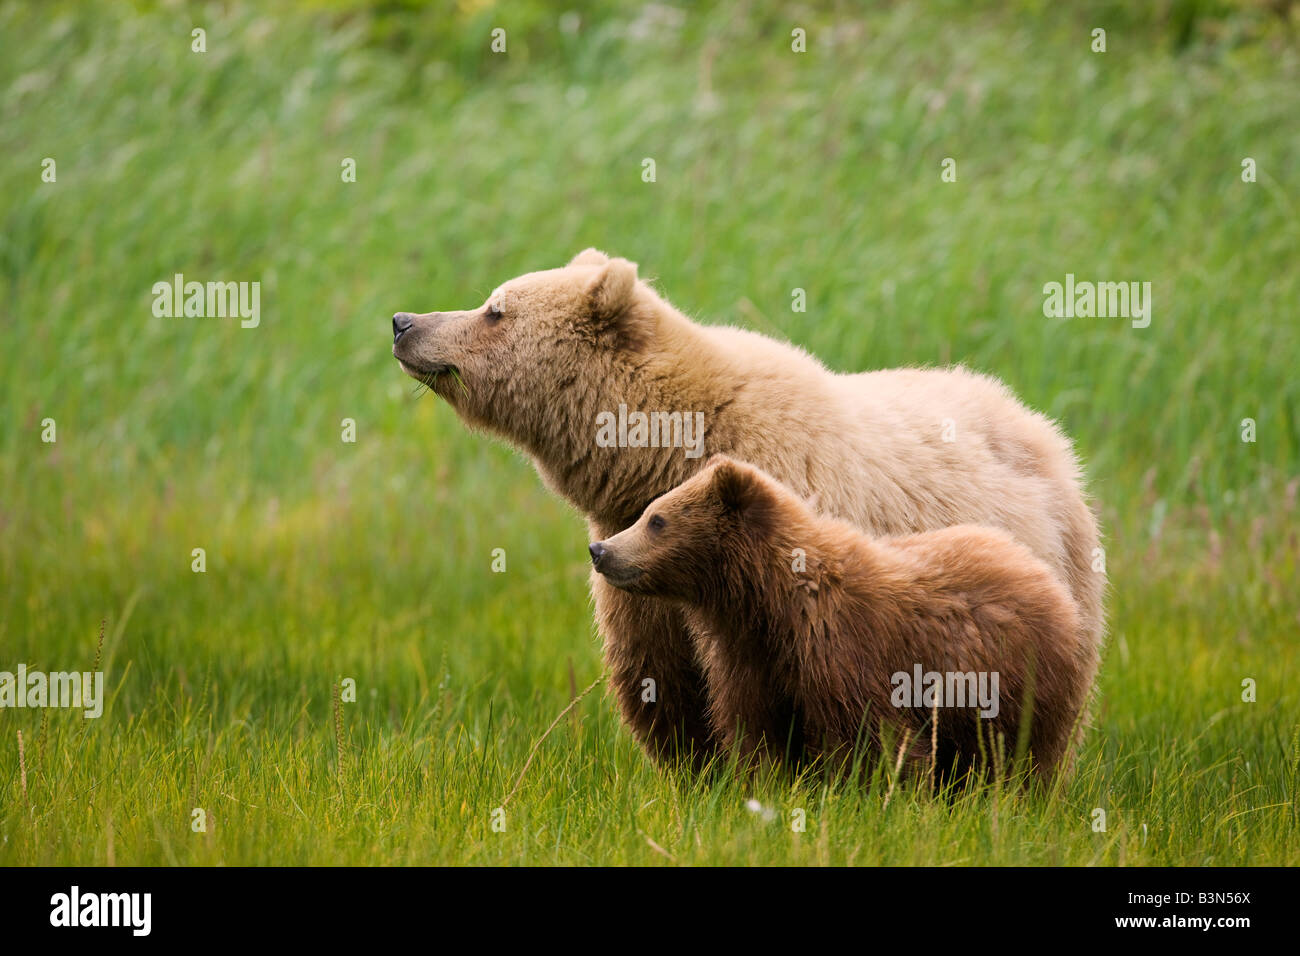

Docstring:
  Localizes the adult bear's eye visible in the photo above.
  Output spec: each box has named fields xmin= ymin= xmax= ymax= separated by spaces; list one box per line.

xmin=485 ymin=303 xmax=503 ymax=323
xmin=648 ymin=514 xmax=666 ymax=533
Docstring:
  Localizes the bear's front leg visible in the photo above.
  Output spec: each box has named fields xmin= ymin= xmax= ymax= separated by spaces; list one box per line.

xmin=685 ymin=613 xmax=805 ymax=768
xmin=591 ymin=575 xmax=717 ymax=769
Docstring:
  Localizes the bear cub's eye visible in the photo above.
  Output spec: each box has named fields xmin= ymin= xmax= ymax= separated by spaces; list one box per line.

xmin=648 ymin=514 xmax=666 ymax=533
xmin=485 ymin=303 xmax=503 ymax=323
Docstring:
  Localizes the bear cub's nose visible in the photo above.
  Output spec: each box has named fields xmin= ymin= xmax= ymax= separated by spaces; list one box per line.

xmin=588 ymin=542 xmax=607 ymax=567
xmin=392 ymin=312 xmax=414 ymax=341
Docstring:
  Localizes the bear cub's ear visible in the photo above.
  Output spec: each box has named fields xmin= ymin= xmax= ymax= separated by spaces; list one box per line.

xmin=569 ymin=248 xmax=611 ymax=267
xmin=585 ymin=257 xmax=638 ymax=321
xmin=709 ymin=456 xmax=763 ymax=513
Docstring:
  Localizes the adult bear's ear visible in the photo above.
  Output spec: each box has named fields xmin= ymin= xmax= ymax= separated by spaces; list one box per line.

xmin=584 ymin=257 xmax=638 ymax=322
xmin=569 ymin=248 xmax=611 ymax=267
xmin=710 ymin=457 xmax=762 ymax=513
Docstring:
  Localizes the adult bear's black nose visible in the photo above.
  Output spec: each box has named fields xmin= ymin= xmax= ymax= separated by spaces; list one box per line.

xmin=392 ymin=312 xmax=414 ymax=341
xmin=588 ymin=542 xmax=607 ymax=567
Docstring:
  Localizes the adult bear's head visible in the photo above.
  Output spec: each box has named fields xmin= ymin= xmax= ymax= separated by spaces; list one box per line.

xmin=391 ymin=248 xmax=659 ymax=451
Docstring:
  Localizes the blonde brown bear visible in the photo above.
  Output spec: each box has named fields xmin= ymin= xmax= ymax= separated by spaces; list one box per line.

xmin=589 ymin=456 xmax=1091 ymax=778
xmin=391 ymin=249 xmax=1103 ymax=768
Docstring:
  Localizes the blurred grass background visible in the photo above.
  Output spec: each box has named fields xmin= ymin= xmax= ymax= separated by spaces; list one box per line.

xmin=0 ymin=0 xmax=1297 ymax=864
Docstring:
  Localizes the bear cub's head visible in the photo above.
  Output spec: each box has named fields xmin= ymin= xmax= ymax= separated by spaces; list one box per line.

xmin=589 ymin=455 xmax=779 ymax=601
xmin=391 ymin=248 xmax=650 ymax=442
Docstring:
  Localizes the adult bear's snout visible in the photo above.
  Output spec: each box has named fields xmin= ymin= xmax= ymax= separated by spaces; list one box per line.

xmin=392 ymin=312 xmax=415 ymax=341
xmin=588 ymin=542 xmax=608 ymax=567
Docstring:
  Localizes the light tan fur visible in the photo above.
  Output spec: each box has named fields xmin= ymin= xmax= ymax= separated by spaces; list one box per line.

xmin=392 ymin=249 xmax=1104 ymax=767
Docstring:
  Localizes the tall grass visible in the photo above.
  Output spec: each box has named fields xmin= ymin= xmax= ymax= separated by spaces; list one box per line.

xmin=0 ymin=1 xmax=1296 ymax=864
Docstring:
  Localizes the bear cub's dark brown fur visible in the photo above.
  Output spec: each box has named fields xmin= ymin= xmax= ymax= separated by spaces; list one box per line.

xmin=590 ymin=456 xmax=1092 ymax=779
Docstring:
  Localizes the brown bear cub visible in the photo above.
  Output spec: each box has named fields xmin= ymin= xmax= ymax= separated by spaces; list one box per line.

xmin=589 ymin=456 xmax=1092 ymax=780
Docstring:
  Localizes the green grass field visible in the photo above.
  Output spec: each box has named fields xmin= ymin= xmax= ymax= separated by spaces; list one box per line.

xmin=1 ymin=0 xmax=1297 ymax=865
